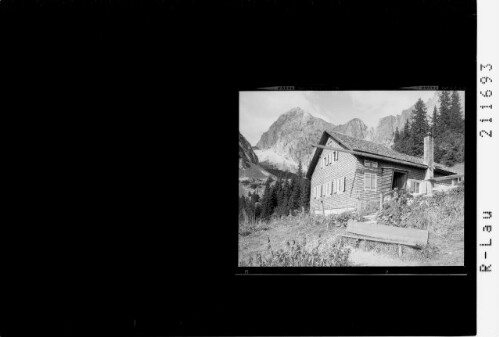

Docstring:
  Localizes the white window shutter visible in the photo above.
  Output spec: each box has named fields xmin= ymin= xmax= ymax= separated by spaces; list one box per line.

xmin=342 ymin=177 xmax=346 ymax=192
xmin=330 ymin=181 xmax=334 ymax=195
xmin=364 ymin=173 xmax=369 ymax=190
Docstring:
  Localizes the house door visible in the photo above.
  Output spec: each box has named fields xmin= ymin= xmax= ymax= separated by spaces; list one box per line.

xmin=392 ymin=171 xmax=407 ymax=190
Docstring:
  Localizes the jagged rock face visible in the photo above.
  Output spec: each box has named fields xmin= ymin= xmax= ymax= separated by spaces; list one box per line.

xmin=239 ymin=132 xmax=259 ymax=169
xmin=255 ymin=107 xmax=335 ymax=170
xmin=333 ymin=118 xmax=370 ymax=140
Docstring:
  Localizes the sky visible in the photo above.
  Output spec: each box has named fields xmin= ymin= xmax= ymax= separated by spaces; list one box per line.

xmin=239 ymin=91 xmax=438 ymax=146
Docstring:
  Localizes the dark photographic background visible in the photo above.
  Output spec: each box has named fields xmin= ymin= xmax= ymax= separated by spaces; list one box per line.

xmin=0 ymin=0 xmax=476 ymax=335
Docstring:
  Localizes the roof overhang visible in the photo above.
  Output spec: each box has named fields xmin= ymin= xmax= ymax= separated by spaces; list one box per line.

xmin=306 ymin=131 xmax=458 ymax=179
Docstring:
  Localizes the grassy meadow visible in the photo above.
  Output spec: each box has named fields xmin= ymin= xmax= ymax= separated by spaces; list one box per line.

xmin=238 ymin=185 xmax=464 ymax=267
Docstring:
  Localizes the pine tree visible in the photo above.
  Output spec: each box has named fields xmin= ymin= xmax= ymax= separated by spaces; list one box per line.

xmin=275 ymin=176 xmax=284 ymax=216
xmin=282 ymin=178 xmax=291 ymax=216
xmin=297 ymin=160 xmax=303 ymax=179
xmin=431 ymin=106 xmax=438 ymax=137
xmin=260 ymin=178 xmax=273 ymax=220
xmin=408 ymin=98 xmax=430 ymax=157
xmin=289 ymin=176 xmax=301 ymax=213
xmin=393 ymin=127 xmax=400 ymax=144
xmin=449 ymin=91 xmax=464 ymax=132
xmin=299 ymin=176 xmax=308 ymax=212
xmin=394 ymin=120 xmax=412 ymax=155
xmin=392 ymin=126 xmax=402 ymax=153
xmin=438 ymin=91 xmax=452 ymax=134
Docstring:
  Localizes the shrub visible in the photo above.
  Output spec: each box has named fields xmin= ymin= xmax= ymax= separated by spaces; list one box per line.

xmin=326 ymin=210 xmax=366 ymax=228
xmin=377 ymin=186 xmax=464 ymax=233
xmin=357 ymin=200 xmax=380 ymax=217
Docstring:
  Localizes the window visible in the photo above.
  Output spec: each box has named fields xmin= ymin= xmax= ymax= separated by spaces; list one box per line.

xmin=364 ymin=173 xmax=377 ymax=191
xmin=408 ymin=180 xmax=420 ymax=193
xmin=413 ymin=181 xmax=420 ymax=193
xmin=364 ymin=160 xmax=378 ymax=168
xmin=330 ymin=177 xmax=346 ymax=194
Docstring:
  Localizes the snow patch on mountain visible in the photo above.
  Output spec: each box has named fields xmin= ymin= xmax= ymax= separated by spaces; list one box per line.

xmin=254 ymin=148 xmax=299 ymax=173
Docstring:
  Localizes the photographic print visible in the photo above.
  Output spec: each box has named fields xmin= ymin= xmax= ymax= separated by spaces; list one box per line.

xmin=239 ymin=91 xmax=465 ymax=267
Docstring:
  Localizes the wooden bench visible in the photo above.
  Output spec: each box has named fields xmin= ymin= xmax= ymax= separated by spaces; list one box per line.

xmin=341 ymin=221 xmax=429 ymax=257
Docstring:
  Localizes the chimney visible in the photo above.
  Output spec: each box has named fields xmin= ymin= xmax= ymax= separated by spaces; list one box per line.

xmin=424 ymin=135 xmax=434 ymax=180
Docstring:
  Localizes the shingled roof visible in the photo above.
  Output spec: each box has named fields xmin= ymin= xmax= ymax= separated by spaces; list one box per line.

xmin=305 ymin=130 xmax=457 ymax=179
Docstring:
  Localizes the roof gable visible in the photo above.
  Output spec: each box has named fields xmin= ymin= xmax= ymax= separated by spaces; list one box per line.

xmin=305 ymin=132 xmax=350 ymax=179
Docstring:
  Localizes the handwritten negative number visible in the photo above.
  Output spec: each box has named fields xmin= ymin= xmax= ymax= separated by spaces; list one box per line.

xmin=480 ymin=64 xmax=492 ymax=71
xmin=480 ymin=76 xmax=492 ymax=84
xmin=480 ymin=130 xmax=492 ymax=138
xmin=480 ymin=90 xmax=492 ymax=98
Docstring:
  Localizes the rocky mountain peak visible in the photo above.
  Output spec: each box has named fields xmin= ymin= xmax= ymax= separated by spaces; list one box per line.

xmin=239 ymin=132 xmax=259 ymax=169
